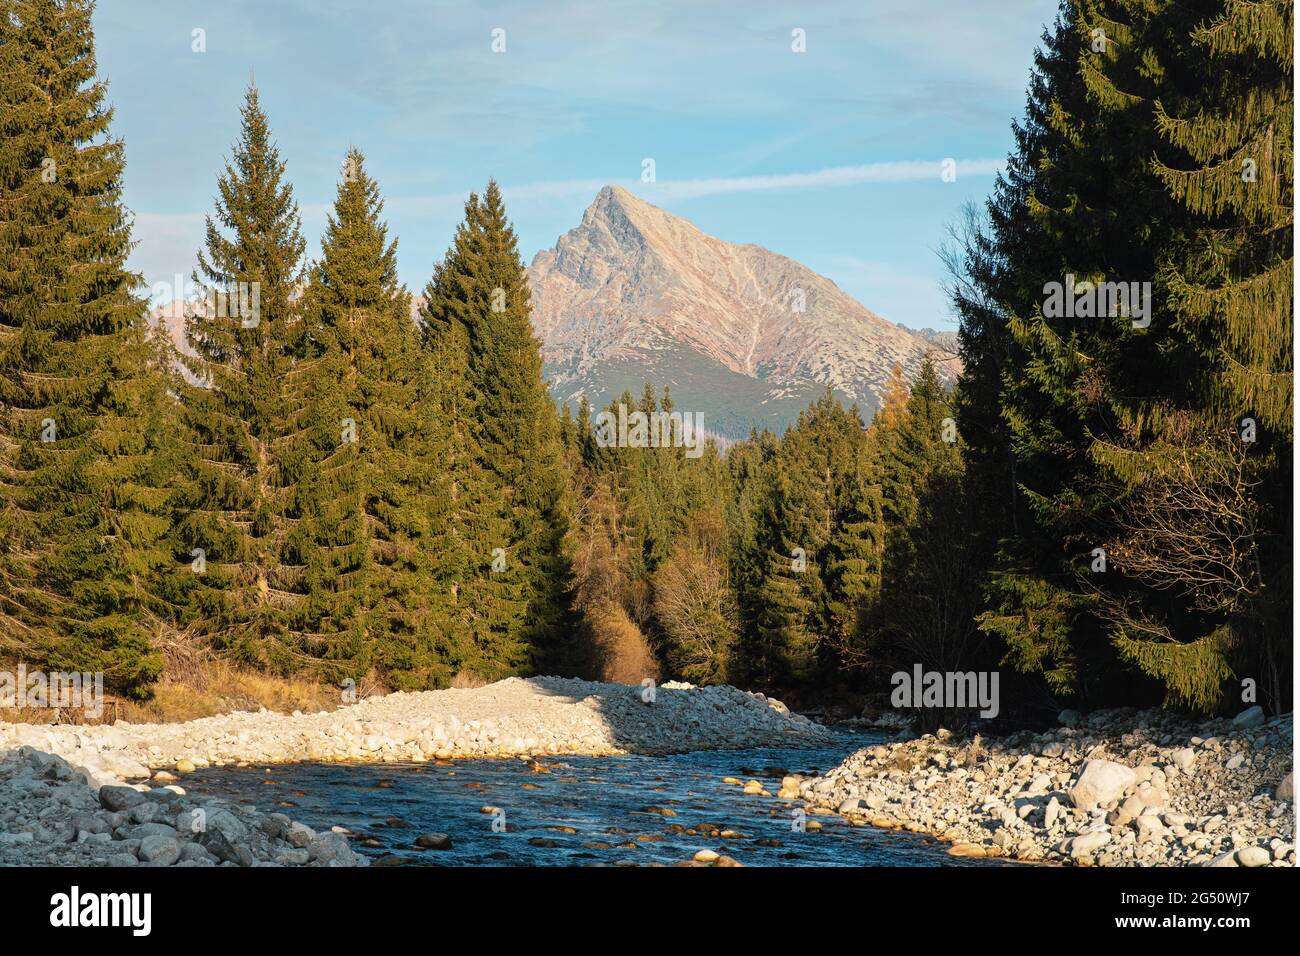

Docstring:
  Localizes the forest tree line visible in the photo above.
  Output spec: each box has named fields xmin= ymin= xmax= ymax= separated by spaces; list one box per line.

xmin=1 ymin=0 xmax=1291 ymax=719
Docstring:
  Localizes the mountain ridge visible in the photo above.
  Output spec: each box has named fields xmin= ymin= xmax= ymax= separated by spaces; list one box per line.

xmin=527 ymin=185 xmax=958 ymax=438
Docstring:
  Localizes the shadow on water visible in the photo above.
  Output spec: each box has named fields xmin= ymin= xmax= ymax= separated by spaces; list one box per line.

xmin=186 ymin=729 xmax=1010 ymax=867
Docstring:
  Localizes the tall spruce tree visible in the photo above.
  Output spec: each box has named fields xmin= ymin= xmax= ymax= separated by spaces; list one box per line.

xmin=732 ymin=392 xmax=877 ymax=686
xmin=283 ymin=148 xmax=452 ymax=686
xmin=824 ymin=454 xmax=882 ymax=659
xmin=175 ymin=84 xmax=306 ymax=666
xmin=420 ymin=184 xmax=574 ymax=677
xmin=419 ymin=194 xmax=501 ymax=676
xmin=1079 ymin=0 xmax=1293 ymax=710
xmin=868 ymin=359 xmax=985 ymax=686
xmin=949 ymin=7 xmax=1109 ymax=702
xmin=956 ymin=0 xmax=1292 ymax=712
xmin=0 ymin=0 xmax=170 ymax=694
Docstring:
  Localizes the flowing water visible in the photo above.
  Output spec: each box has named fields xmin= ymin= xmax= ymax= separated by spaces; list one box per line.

xmin=185 ymin=729 xmax=999 ymax=866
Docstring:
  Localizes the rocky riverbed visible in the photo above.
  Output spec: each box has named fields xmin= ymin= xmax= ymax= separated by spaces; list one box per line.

xmin=0 ymin=677 xmax=828 ymax=866
xmin=4 ymin=680 xmax=1292 ymax=869
xmin=788 ymin=705 xmax=1294 ymax=867
xmin=0 ymin=677 xmax=829 ymax=790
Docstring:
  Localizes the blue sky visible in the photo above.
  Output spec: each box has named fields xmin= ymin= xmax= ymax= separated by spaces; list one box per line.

xmin=96 ymin=0 xmax=1060 ymax=331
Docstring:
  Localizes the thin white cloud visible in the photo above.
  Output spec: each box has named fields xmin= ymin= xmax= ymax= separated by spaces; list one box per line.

xmin=640 ymin=159 xmax=1005 ymax=200
xmin=384 ymin=158 xmax=1006 ymax=215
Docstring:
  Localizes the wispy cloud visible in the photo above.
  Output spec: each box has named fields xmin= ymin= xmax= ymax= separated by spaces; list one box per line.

xmin=384 ymin=158 xmax=1006 ymax=215
xmin=101 ymin=0 xmax=1053 ymax=311
xmin=636 ymin=159 xmax=1004 ymax=200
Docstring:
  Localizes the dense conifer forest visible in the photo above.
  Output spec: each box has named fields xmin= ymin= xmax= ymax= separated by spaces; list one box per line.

xmin=1 ymin=0 xmax=1291 ymax=722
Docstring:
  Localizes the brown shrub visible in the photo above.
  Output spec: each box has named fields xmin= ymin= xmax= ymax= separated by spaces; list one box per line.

xmin=584 ymin=602 xmax=660 ymax=685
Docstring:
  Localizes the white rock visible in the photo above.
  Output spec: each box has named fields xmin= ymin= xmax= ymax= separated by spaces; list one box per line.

xmin=1044 ymin=796 xmax=1061 ymax=829
xmin=1070 ymin=830 xmax=1110 ymax=858
xmin=1235 ymin=846 xmax=1269 ymax=867
xmin=1068 ymin=760 xmax=1136 ymax=810
xmin=1134 ymin=816 xmax=1163 ymax=844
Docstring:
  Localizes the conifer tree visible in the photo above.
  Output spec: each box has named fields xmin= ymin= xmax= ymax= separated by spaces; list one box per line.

xmin=419 ymin=194 xmax=501 ymax=676
xmin=420 ymin=184 xmax=574 ymax=677
xmin=1078 ymin=0 xmax=1293 ymax=710
xmin=955 ymin=0 xmax=1292 ymax=712
xmin=748 ymin=457 xmax=817 ymax=685
xmin=474 ymin=182 xmax=575 ymax=672
xmin=869 ymin=359 xmax=984 ymax=680
xmin=824 ymin=456 xmax=881 ymax=657
xmin=284 ymin=149 xmax=451 ymax=686
xmin=731 ymin=392 xmax=876 ymax=685
xmin=0 ymin=0 xmax=169 ymax=693
xmin=175 ymin=84 xmax=306 ymax=665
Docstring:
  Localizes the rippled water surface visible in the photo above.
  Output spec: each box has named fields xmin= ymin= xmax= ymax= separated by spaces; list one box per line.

xmin=186 ymin=730 xmax=998 ymax=866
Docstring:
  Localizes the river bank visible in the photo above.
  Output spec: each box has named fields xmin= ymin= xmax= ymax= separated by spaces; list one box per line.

xmin=787 ymin=705 xmax=1294 ymax=867
xmin=0 ymin=676 xmax=830 ymax=789
xmin=0 ymin=676 xmax=831 ymax=867
xmin=0 ymin=747 xmax=368 ymax=867
xmin=2 ymin=680 xmax=1293 ymax=868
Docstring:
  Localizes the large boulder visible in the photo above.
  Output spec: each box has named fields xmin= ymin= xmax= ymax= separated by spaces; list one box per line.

xmin=1232 ymin=706 xmax=1265 ymax=728
xmin=1133 ymin=815 xmax=1163 ymax=845
xmin=197 ymin=827 xmax=248 ymax=866
xmin=1236 ymin=846 xmax=1270 ymax=868
xmin=285 ymin=821 xmax=315 ymax=848
xmin=203 ymin=807 xmax=249 ymax=842
xmin=137 ymin=835 xmax=181 ymax=866
xmin=308 ymin=831 xmax=360 ymax=866
xmin=1068 ymin=759 xmax=1136 ymax=810
xmin=414 ymin=832 xmax=452 ymax=850
xmin=98 ymin=785 xmax=145 ymax=812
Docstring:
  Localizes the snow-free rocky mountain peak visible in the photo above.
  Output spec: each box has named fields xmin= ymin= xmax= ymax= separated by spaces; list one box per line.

xmin=527 ymin=185 xmax=958 ymax=440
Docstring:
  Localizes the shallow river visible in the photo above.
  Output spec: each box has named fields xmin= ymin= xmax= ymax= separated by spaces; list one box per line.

xmin=185 ymin=729 xmax=997 ymax=866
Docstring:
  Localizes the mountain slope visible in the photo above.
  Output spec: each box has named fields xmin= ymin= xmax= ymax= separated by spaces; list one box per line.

xmin=527 ymin=185 xmax=957 ymax=438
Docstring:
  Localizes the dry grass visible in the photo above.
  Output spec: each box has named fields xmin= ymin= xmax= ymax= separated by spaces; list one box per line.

xmin=1 ymin=632 xmax=384 ymax=726
xmin=119 ymin=660 xmax=347 ymax=724
xmin=448 ymin=670 xmax=491 ymax=689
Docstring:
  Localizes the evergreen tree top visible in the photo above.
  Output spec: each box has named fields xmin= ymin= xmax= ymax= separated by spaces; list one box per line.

xmin=200 ymin=83 xmax=305 ymax=285
xmin=315 ymin=147 xmax=403 ymax=311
